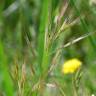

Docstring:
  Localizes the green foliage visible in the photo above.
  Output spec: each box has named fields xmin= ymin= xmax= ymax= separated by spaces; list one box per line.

xmin=0 ymin=41 xmax=14 ymax=96
xmin=0 ymin=0 xmax=96 ymax=96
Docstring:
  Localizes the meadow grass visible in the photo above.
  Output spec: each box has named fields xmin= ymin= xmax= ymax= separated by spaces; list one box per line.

xmin=0 ymin=0 xmax=96 ymax=96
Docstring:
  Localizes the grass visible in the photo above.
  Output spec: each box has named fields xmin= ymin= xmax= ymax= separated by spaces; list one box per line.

xmin=0 ymin=0 xmax=96 ymax=96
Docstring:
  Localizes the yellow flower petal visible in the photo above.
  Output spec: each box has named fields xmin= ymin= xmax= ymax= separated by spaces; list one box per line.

xmin=62 ymin=58 xmax=82 ymax=74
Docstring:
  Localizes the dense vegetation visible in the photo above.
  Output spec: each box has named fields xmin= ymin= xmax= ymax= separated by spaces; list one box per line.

xmin=0 ymin=0 xmax=96 ymax=96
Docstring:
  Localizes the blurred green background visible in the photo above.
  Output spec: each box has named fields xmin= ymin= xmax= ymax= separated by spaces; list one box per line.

xmin=0 ymin=0 xmax=96 ymax=96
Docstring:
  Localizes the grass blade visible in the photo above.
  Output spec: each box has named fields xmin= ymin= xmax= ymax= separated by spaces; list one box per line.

xmin=0 ymin=41 xmax=14 ymax=96
xmin=38 ymin=0 xmax=50 ymax=73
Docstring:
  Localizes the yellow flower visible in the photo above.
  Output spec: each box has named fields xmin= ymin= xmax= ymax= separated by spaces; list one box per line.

xmin=62 ymin=58 xmax=82 ymax=74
